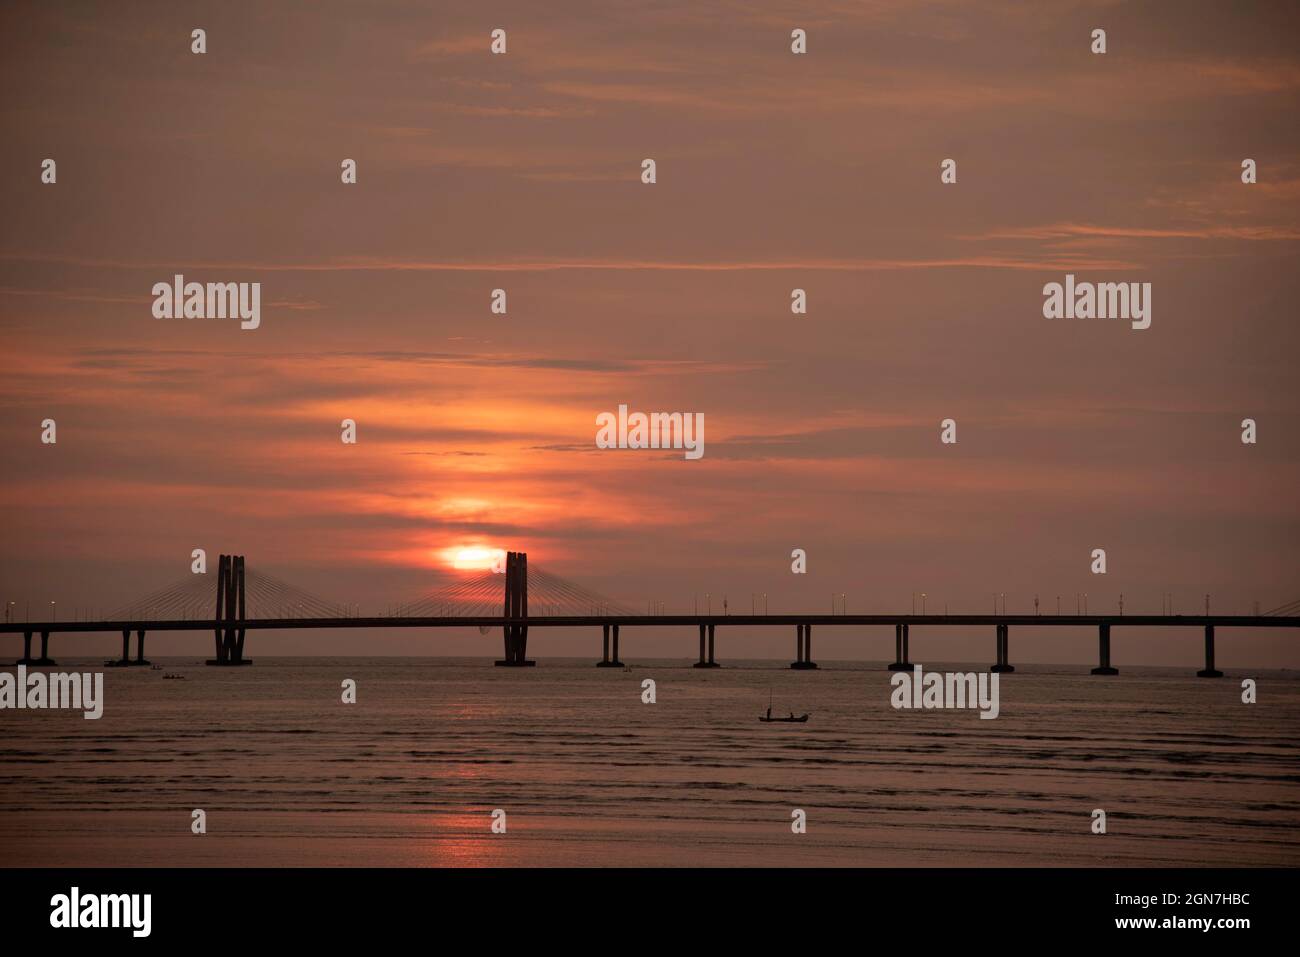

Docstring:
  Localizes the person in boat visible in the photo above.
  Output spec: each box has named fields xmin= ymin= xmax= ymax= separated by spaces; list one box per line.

xmin=766 ymin=706 xmax=772 ymax=720
xmin=789 ymin=712 xmax=795 ymax=720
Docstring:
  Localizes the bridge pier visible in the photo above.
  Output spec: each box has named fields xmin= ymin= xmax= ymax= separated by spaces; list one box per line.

xmin=102 ymin=628 xmax=133 ymax=667
xmin=595 ymin=624 xmax=623 ymax=667
xmin=18 ymin=630 xmax=57 ymax=666
xmin=1091 ymin=623 xmax=1118 ymax=675
xmin=991 ymin=624 xmax=1014 ymax=673
xmin=15 ymin=630 xmax=34 ymax=665
xmin=791 ymin=623 xmax=817 ymax=669
xmin=1197 ymin=625 xmax=1223 ymax=677
xmin=888 ymin=623 xmax=913 ymax=671
xmin=133 ymin=629 xmax=150 ymax=666
xmin=597 ymin=624 xmax=614 ymax=666
xmin=694 ymin=623 xmax=719 ymax=668
xmin=37 ymin=630 xmax=55 ymax=666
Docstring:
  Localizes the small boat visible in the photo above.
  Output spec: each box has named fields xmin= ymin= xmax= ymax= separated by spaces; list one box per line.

xmin=162 ymin=673 xmax=186 ymax=680
xmin=759 ymin=689 xmax=809 ymax=722
xmin=151 ymin=664 xmax=164 ymax=671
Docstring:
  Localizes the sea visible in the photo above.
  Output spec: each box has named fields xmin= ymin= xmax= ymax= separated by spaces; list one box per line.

xmin=1 ymin=657 xmax=1296 ymax=867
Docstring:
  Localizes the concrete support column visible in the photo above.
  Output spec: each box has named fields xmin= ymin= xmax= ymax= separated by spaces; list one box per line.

xmin=38 ymin=630 xmax=55 ymax=666
xmin=1197 ymin=624 xmax=1224 ymax=677
xmin=121 ymin=629 xmax=131 ymax=664
xmin=134 ymin=629 xmax=149 ymax=666
xmin=1091 ymin=623 xmax=1118 ymax=675
xmin=992 ymin=624 xmax=1015 ymax=673
xmin=792 ymin=623 xmax=818 ymax=670
xmin=17 ymin=630 xmax=33 ymax=665
xmin=597 ymin=624 xmax=611 ymax=666
xmin=611 ymin=624 xmax=621 ymax=666
xmin=889 ymin=623 xmax=910 ymax=671
xmin=695 ymin=624 xmax=719 ymax=668
xmin=795 ymin=624 xmax=816 ymax=670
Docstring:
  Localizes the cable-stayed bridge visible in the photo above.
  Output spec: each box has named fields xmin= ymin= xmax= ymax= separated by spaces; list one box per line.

xmin=3 ymin=551 xmax=1297 ymax=676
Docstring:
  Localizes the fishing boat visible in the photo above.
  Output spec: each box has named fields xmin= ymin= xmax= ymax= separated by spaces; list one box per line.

xmin=759 ymin=689 xmax=809 ymax=723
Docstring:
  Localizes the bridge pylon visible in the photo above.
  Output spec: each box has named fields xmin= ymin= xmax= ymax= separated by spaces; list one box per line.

xmin=15 ymin=629 xmax=56 ymax=666
xmin=495 ymin=551 xmax=534 ymax=666
xmin=206 ymin=554 xmax=252 ymax=666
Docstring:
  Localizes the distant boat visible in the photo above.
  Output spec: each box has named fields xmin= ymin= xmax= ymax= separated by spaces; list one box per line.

xmin=760 ymin=689 xmax=809 ymax=722
xmin=162 ymin=673 xmax=186 ymax=680
xmin=151 ymin=664 xmax=163 ymax=671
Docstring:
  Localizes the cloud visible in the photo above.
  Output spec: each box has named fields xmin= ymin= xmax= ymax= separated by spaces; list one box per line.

xmin=965 ymin=222 xmax=1300 ymax=242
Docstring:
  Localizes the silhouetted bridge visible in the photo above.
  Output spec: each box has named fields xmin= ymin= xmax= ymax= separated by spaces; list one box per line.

xmin=4 ymin=552 xmax=1298 ymax=677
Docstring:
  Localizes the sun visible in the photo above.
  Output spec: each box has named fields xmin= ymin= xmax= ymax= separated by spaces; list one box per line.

xmin=447 ymin=546 xmax=504 ymax=570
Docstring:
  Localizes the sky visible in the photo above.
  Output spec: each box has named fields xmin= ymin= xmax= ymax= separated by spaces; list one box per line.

xmin=1 ymin=0 xmax=1297 ymax=664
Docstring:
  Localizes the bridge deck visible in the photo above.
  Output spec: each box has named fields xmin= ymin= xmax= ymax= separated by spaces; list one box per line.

xmin=3 ymin=614 xmax=1298 ymax=634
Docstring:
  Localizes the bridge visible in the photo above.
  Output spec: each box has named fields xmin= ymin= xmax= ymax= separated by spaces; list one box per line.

xmin=3 ymin=552 xmax=1298 ymax=677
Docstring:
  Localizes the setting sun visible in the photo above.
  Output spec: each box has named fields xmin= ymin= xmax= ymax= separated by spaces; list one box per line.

xmin=448 ymin=546 xmax=504 ymax=571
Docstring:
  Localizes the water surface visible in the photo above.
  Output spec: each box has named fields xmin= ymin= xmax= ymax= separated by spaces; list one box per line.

xmin=1 ymin=657 xmax=1295 ymax=866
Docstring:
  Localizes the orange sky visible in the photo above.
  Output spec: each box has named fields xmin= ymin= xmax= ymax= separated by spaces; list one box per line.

xmin=1 ymin=1 xmax=1297 ymax=664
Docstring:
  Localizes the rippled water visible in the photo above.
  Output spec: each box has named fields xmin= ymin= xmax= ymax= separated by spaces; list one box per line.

xmin=1 ymin=657 xmax=1297 ymax=866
